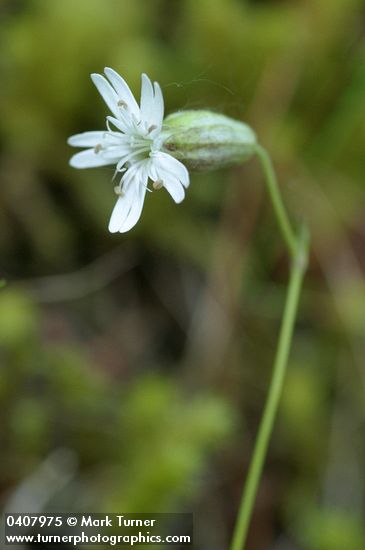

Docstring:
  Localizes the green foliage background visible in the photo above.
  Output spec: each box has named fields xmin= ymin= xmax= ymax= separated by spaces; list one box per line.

xmin=0 ymin=1 xmax=365 ymax=548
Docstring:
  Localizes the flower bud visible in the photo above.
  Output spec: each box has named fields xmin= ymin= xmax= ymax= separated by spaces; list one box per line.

xmin=161 ymin=110 xmax=257 ymax=171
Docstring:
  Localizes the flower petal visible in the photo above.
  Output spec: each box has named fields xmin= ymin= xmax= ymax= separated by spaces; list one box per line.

xmin=140 ymin=73 xmax=154 ymax=125
xmin=119 ymin=183 xmax=147 ymax=233
xmin=68 ymin=131 xmax=106 ymax=147
xmin=152 ymin=152 xmax=189 ymax=187
xmin=108 ymin=193 xmax=134 ymax=233
xmin=107 ymin=116 xmax=130 ymax=135
xmin=152 ymin=82 xmax=164 ymax=128
xmin=140 ymin=75 xmax=165 ymax=130
xmin=101 ymin=145 xmax=131 ymax=159
xmin=91 ymin=73 xmax=120 ymax=117
xmin=162 ymin=177 xmax=185 ymax=203
xmin=149 ymin=161 xmax=185 ymax=204
xmin=69 ymin=149 xmax=118 ymax=169
xmin=104 ymin=67 xmax=140 ymax=117
xmin=108 ymin=164 xmax=148 ymax=233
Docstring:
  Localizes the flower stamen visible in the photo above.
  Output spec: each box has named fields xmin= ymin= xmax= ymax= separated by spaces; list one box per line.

xmin=153 ymin=179 xmax=164 ymax=190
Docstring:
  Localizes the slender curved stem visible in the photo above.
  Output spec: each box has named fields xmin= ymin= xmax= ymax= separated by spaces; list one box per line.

xmin=255 ymin=145 xmax=297 ymax=257
xmin=230 ymin=146 xmax=310 ymax=550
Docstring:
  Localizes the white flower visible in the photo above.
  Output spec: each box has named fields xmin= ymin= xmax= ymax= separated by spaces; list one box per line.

xmin=68 ymin=68 xmax=190 ymax=233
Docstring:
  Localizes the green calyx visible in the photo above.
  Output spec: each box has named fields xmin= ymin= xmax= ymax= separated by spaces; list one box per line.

xmin=161 ymin=110 xmax=257 ymax=171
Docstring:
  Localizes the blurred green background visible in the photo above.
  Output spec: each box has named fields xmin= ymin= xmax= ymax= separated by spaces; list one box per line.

xmin=0 ymin=0 xmax=365 ymax=548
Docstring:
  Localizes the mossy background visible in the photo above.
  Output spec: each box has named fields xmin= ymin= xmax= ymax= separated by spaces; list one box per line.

xmin=0 ymin=1 xmax=365 ymax=549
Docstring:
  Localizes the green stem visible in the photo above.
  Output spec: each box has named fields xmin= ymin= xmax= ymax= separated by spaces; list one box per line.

xmin=229 ymin=145 xmax=310 ymax=550
xmin=255 ymin=145 xmax=297 ymax=257
xmin=230 ymin=227 xmax=309 ymax=550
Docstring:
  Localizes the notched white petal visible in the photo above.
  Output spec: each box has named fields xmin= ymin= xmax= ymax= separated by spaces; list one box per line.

xmin=91 ymin=73 xmax=120 ymax=118
xmin=104 ymin=67 xmax=140 ymax=116
xmin=140 ymin=73 xmax=154 ymax=123
xmin=119 ymin=185 xmax=147 ymax=233
xmin=152 ymin=81 xmax=164 ymax=128
xmin=69 ymin=149 xmax=117 ymax=169
xmin=153 ymin=152 xmax=190 ymax=187
xmin=163 ymin=177 xmax=185 ymax=203
xmin=106 ymin=116 xmax=129 ymax=134
xmin=108 ymin=193 xmax=133 ymax=233
xmin=68 ymin=131 xmax=106 ymax=147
